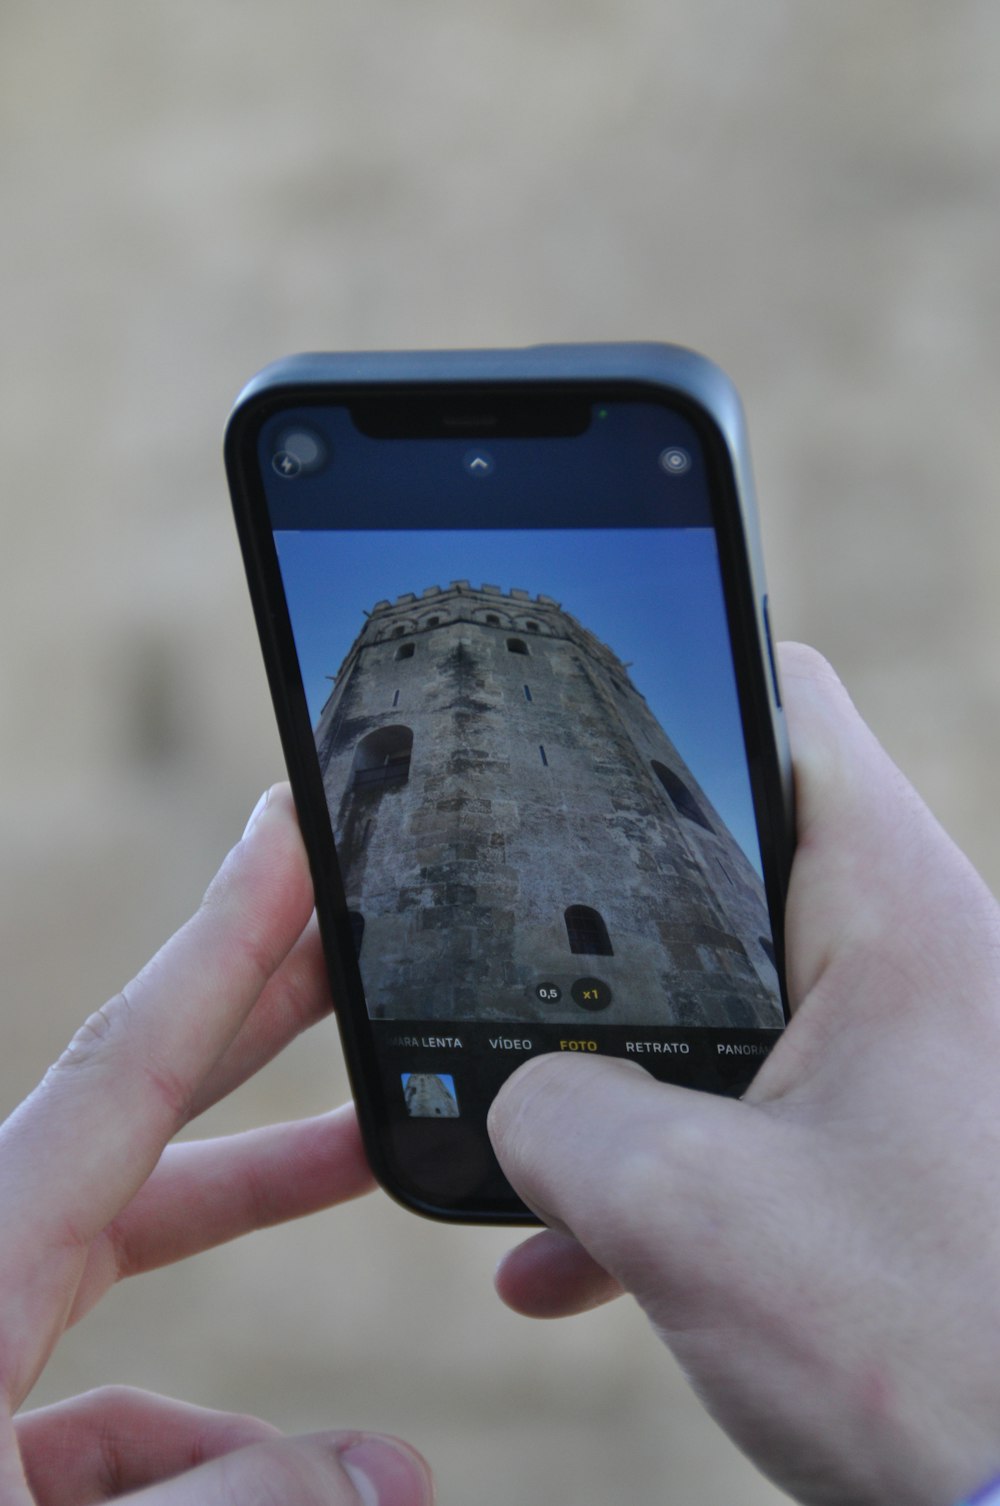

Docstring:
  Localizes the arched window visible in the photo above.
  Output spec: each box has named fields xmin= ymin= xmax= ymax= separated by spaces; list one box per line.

xmin=485 ymin=613 xmax=500 ymax=625
xmin=391 ymin=626 xmax=405 ymax=638
xmin=525 ymin=620 xmax=539 ymax=632
xmin=426 ymin=615 xmax=442 ymax=626
xmin=507 ymin=637 xmax=528 ymax=655
xmin=351 ymin=726 xmax=413 ymax=791
xmin=564 ymin=905 xmax=613 ymax=956
xmin=348 ymin=911 xmax=365 ymax=956
xmin=395 ymin=643 xmax=414 ymax=661
xmin=651 ymin=761 xmax=711 ymax=831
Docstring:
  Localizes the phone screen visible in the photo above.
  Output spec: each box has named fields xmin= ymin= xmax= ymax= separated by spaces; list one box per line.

xmin=250 ymin=391 xmax=786 ymax=1216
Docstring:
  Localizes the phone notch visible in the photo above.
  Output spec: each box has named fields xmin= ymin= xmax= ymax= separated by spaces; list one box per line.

xmin=349 ymin=392 xmax=591 ymax=439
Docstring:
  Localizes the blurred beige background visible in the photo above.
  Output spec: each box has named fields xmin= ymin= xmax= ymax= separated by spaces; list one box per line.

xmin=1 ymin=2 xmax=999 ymax=1501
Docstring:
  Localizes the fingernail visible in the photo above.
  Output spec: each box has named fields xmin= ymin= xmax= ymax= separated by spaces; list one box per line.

xmin=242 ymin=788 xmax=271 ymax=839
xmin=340 ymin=1437 xmax=433 ymax=1506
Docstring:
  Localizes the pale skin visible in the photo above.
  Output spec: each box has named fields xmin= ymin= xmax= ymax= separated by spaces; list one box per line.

xmin=7 ymin=645 xmax=1000 ymax=1505
xmin=0 ymin=787 xmax=433 ymax=1506
xmin=490 ymin=643 xmax=1000 ymax=1506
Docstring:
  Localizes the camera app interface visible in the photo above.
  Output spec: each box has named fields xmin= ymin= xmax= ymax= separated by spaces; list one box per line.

xmin=260 ymin=399 xmax=784 ymax=1148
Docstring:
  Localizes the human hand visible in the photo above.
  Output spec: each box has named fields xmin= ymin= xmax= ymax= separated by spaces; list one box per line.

xmin=2 ymin=786 xmax=432 ymax=1506
xmin=489 ymin=644 xmax=1000 ymax=1506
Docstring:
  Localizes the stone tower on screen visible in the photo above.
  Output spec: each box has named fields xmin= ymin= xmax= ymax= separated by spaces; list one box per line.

xmin=313 ymin=581 xmax=781 ymax=1027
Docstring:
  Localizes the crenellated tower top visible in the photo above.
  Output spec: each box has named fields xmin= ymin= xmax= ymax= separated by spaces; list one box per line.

xmin=329 ymin=580 xmax=639 ymax=697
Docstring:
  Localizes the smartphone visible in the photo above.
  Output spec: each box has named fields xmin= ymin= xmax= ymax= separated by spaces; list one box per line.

xmin=225 ymin=344 xmax=793 ymax=1224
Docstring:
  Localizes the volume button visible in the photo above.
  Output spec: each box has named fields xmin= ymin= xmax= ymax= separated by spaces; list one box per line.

xmin=762 ymin=596 xmax=782 ymax=709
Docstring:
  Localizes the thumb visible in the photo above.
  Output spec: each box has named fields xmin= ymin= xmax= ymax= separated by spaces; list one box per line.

xmin=488 ymin=1051 xmax=783 ymax=1318
xmin=115 ymin=1432 xmax=433 ymax=1506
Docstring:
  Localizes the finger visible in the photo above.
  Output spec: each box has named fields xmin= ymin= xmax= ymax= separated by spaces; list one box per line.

xmin=15 ymin=1389 xmax=433 ymax=1506
xmin=16 ymin=1387 xmax=279 ymax=1505
xmin=125 ymin=1433 xmax=433 ymax=1506
xmin=487 ymin=652 xmax=936 ymax=1316
xmin=489 ymin=1052 xmax=780 ymax=1318
xmin=750 ymin=646 xmax=1000 ymax=1105
xmin=777 ymin=643 xmax=1000 ymax=1009
xmin=0 ymin=785 xmax=314 ymax=1252
xmin=494 ymin=1228 xmax=623 ymax=1318
xmin=67 ymin=1105 xmax=375 ymax=1324
xmin=185 ymin=911 xmax=333 ymax=1120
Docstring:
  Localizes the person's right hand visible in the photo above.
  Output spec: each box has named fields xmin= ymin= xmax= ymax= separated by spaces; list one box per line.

xmin=490 ymin=644 xmax=1000 ymax=1506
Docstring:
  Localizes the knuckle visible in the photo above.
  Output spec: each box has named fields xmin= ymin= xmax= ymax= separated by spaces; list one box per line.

xmin=595 ymin=1118 xmax=717 ymax=1238
xmin=47 ymin=992 xmax=132 ymax=1078
xmin=77 ymin=1382 xmax=139 ymax=1412
xmin=46 ymin=984 xmax=195 ymax=1131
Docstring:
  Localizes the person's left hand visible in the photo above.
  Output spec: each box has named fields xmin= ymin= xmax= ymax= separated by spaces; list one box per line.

xmin=1 ymin=785 xmax=431 ymax=1505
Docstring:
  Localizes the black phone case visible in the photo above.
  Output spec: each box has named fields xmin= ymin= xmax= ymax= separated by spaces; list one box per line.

xmin=225 ymin=344 xmax=794 ymax=1223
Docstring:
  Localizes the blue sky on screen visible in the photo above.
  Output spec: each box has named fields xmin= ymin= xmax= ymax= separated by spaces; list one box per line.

xmin=274 ymin=527 xmax=761 ymax=872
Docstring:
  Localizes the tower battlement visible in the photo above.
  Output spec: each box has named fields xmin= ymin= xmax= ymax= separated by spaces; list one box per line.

xmin=330 ymin=580 xmax=636 ymax=696
xmin=371 ymin=581 xmax=562 ymax=613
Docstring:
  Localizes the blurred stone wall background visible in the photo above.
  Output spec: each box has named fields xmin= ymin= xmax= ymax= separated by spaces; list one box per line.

xmin=1 ymin=3 xmax=998 ymax=1501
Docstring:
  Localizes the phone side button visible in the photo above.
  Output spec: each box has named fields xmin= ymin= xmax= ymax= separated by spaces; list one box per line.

xmin=762 ymin=596 xmax=782 ymax=709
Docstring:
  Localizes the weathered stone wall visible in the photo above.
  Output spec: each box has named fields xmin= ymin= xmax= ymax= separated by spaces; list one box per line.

xmin=315 ymin=581 xmax=781 ymax=1026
